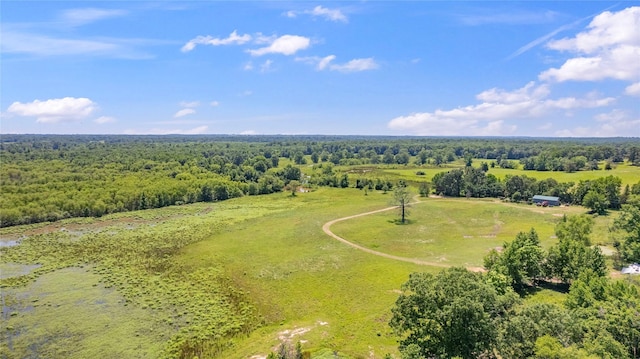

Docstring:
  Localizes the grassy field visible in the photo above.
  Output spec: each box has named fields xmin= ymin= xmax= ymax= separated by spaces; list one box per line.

xmin=0 ymin=187 xmax=622 ymax=358
xmin=330 ymin=198 xmax=583 ymax=268
xmin=369 ymin=160 xmax=640 ymax=187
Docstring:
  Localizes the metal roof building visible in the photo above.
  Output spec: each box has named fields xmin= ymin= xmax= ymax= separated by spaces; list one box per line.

xmin=532 ymin=195 xmax=560 ymax=207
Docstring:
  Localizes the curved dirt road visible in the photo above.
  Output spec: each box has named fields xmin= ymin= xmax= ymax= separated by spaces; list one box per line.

xmin=322 ymin=205 xmax=484 ymax=271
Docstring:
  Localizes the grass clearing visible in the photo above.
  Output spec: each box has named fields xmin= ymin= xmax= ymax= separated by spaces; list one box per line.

xmin=330 ymin=197 xmax=602 ymax=268
xmin=375 ymin=160 xmax=640 ymax=186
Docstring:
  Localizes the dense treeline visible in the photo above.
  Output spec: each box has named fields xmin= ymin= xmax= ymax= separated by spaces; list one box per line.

xmin=1 ymin=135 xmax=639 ymax=227
xmin=430 ymin=165 xmax=640 ymax=211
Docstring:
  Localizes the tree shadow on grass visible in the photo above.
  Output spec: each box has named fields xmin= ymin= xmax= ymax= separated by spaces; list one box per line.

xmin=520 ymin=280 xmax=571 ymax=297
xmin=388 ymin=219 xmax=415 ymax=225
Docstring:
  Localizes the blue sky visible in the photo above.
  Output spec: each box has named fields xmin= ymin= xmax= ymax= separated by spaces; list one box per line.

xmin=1 ymin=1 xmax=639 ymax=136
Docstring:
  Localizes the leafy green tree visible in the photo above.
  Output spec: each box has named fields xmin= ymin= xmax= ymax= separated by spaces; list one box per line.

xmin=390 ymin=267 xmax=518 ymax=359
xmin=287 ymin=180 xmax=301 ymax=196
xmin=554 ymin=215 xmax=593 ymax=246
xmin=418 ymin=182 xmax=430 ymax=197
xmin=534 ymin=335 xmax=598 ymax=359
xmin=486 ymin=229 xmax=544 ymax=290
xmin=498 ymin=303 xmax=578 ymax=359
xmin=396 ymin=151 xmax=410 ymax=165
xmin=546 ymin=215 xmax=606 ymax=283
xmin=382 ymin=149 xmax=395 ymax=164
xmin=393 ymin=182 xmax=412 ymax=224
xmin=583 ymin=190 xmax=609 ymax=215
xmin=614 ymin=197 xmax=640 ymax=263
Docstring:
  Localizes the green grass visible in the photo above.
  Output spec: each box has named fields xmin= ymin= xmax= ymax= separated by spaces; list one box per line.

xmin=178 ymin=188 xmax=427 ymax=358
xmin=329 ymin=197 xmax=610 ymax=268
xmin=480 ymin=161 xmax=640 ymax=186
xmin=0 ymin=187 xmax=622 ymax=358
xmin=374 ymin=160 xmax=640 ymax=186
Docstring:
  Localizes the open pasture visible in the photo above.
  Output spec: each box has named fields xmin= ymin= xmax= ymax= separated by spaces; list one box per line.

xmin=374 ymin=160 xmax=640 ymax=186
xmin=330 ymin=197 xmax=595 ymax=269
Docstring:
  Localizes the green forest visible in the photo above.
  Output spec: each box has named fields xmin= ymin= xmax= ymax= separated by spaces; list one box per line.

xmin=1 ymin=135 xmax=640 ymax=359
xmin=2 ymin=135 xmax=639 ymax=227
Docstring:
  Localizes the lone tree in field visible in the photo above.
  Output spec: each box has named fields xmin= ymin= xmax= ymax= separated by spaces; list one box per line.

xmin=393 ymin=181 xmax=412 ymax=224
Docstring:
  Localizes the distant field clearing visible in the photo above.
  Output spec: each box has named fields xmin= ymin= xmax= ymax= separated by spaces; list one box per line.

xmin=330 ymin=197 xmax=589 ymax=268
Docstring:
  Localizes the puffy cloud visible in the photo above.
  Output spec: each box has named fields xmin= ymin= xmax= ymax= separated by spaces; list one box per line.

xmin=540 ymin=7 xmax=640 ymax=82
xmin=210 ymin=101 xmax=220 ymax=107
xmin=181 ymin=30 xmax=251 ymax=52
xmin=388 ymin=82 xmax=614 ymax=135
xmin=7 ymin=97 xmax=97 ymax=123
xmin=174 ymin=108 xmax=195 ymax=118
xmin=625 ymin=82 xmax=640 ymax=96
xmin=285 ymin=6 xmax=347 ymax=22
xmin=94 ymin=116 xmax=116 ymax=124
xmin=296 ymin=55 xmax=378 ymax=72
xmin=546 ymin=7 xmax=640 ymax=53
xmin=248 ymin=35 xmax=310 ymax=56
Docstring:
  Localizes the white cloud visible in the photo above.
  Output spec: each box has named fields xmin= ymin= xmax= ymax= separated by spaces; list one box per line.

xmin=330 ymin=58 xmax=379 ymax=72
xmin=540 ymin=6 xmax=640 ymax=82
xmin=61 ymin=8 xmax=128 ymax=26
xmin=243 ymin=61 xmax=254 ymax=71
xmin=476 ymin=82 xmax=550 ymax=103
xmin=210 ymin=101 xmax=220 ymax=107
xmin=625 ymin=82 xmax=640 ymax=96
xmin=556 ymin=110 xmax=640 ymax=136
xmin=240 ymin=90 xmax=253 ymax=97
xmin=308 ymin=6 xmax=348 ymax=23
xmin=179 ymin=101 xmax=200 ymax=108
xmin=181 ymin=30 xmax=251 ymax=52
xmin=174 ymin=108 xmax=196 ymax=118
xmin=240 ymin=130 xmax=258 ymax=135
xmin=248 ymin=35 xmax=310 ymax=56
xmin=285 ymin=6 xmax=348 ymax=22
xmin=94 ymin=116 xmax=116 ymax=124
xmin=388 ymin=82 xmax=615 ymax=135
xmin=1 ymin=29 xmax=155 ymax=59
xmin=7 ymin=97 xmax=97 ymax=123
xmin=318 ymin=55 xmax=336 ymax=70
xmin=296 ymin=55 xmax=379 ymax=72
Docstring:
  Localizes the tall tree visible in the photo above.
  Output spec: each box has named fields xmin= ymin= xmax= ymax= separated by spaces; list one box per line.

xmin=393 ymin=182 xmax=412 ymax=224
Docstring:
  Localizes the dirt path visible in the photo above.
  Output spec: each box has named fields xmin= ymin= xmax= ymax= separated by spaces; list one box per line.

xmin=321 ymin=204 xmax=485 ymax=272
